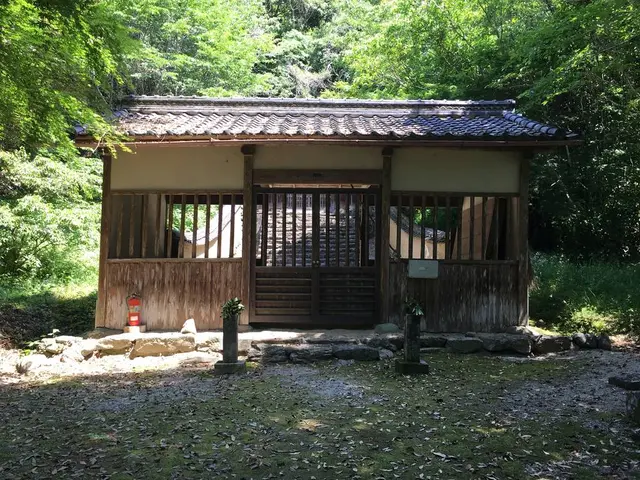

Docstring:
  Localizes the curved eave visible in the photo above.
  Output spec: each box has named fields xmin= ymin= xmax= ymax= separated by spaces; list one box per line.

xmin=74 ymin=133 xmax=582 ymax=149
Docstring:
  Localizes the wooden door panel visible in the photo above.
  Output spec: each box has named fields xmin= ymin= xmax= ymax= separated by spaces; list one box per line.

xmin=252 ymin=187 xmax=380 ymax=326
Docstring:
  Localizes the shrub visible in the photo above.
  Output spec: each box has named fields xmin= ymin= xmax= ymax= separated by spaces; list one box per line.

xmin=0 ymin=149 xmax=100 ymax=282
xmin=530 ymin=253 xmax=640 ymax=336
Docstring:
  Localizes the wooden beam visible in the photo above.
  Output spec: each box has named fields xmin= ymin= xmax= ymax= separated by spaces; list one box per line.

xmin=76 ymin=134 xmax=583 ymax=149
xmin=518 ymin=154 xmax=531 ymax=325
xmin=95 ymin=149 xmax=112 ymax=328
xmin=380 ymin=147 xmax=392 ymax=324
xmin=253 ymin=169 xmax=382 ymax=185
xmin=241 ymin=145 xmax=255 ymax=325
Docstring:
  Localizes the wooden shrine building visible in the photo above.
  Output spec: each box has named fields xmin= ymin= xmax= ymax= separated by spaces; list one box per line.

xmin=76 ymin=97 xmax=578 ymax=332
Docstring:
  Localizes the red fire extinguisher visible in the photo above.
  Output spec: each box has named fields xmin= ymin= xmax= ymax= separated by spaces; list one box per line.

xmin=126 ymin=294 xmax=141 ymax=326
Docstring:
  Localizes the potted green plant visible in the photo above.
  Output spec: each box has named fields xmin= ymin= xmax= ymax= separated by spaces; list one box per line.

xmin=222 ymin=297 xmax=245 ymax=324
xmin=404 ymin=297 xmax=424 ymax=321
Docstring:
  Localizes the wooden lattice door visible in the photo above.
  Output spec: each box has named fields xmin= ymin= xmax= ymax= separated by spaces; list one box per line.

xmin=251 ymin=187 xmax=379 ymax=327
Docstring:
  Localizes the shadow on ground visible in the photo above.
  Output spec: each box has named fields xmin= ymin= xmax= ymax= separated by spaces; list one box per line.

xmin=0 ymin=353 xmax=638 ymax=479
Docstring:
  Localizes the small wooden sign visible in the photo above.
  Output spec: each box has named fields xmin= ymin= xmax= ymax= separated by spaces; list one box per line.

xmin=407 ymin=260 xmax=439 ymax=279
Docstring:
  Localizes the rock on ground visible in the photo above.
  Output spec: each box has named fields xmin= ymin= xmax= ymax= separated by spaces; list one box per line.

xmin=15 ymin=354 xmax=50 ymax=375
xmin=251 ymin=344 xmax=292 ymax=363
xmin=289 ymin=345 xmax=333 ymax=363
xmin=374 ymin=323 xmax=401 ymax=334
xmin=60 ymin=347 xmax=85 ymax=363
xmin=420 ymin=335 xmax=448 ymax=348
xmin=129 ymin=333 xmax=196 ymax=358
xmin=572 ymin=333 xmax=598 ymax=349
xmin=479 ymin=333 xmax=531 ymax=355
xmin=609 ymin=375 xmax=640 ymax=391
xmin=447 ymin=337 xmax=484 ymax=354
xmin=176 ymin=351 xmax=222 ymax=365
xmin=38 ymin=338 xmax=64 ymax=357
xmin=96 ymin=334 xmax=137 ymax=355
xmin=79 ymin=339 xmax=98 ymax=358
xmin=505 ymin=325 xmax=538 ymax=338
xmin=379 ymin=348 xmax=395 ymax=360
xmin=332 ymin=344 xmax=380 ymax=361
xmin=627 ymin=392 xmax=640 ymax=424
xmin=598 ymin=334 xmax=613 ymax=351
xmin=532 ymin=335 xmax=572 ymax=354
xmin=365 ymin=336 xmax=399 ymax=352
xmin=180 ymin=318 xmax=197 ymax=334
xmin=195 ymin=332 xmax=220 ymax=352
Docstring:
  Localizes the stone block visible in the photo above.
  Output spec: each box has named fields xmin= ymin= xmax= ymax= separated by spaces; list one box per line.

xmin=609 ymin=376 xmax=640 ymax=391
xmin=479 ymin=334 xmax=531 ymax=355
xmin=532 ymin=335 xmax=572 ymax=354
xmin=395 ymin=359 xmax=430 ymax=375
xmin=129 ymin=333 xmax=196 ymax=358
xmin=253 ymin=344 xmax=291 ymax=363
xmin=364 ymin=336 xmax=397 ymax=352
xmin=332 ymin=344 xmax=380 ymax=361
xmin=95 ymin=334 xmax=137 ymax=355
xmin=379 ymin=348 xmax=395 ymax=360
xmin=195 ymin=332 xmax=221 ymax=352
xmin=420 ymin=335 xmax=448 ymax=348
xmin=598 ymin=334 xmax=613 ymax=351
xmin=447 ymin=337 xmax=484 ymax=354
xmin=374 ymin=323 xmax=401 ymax=334
xmin=79 ymin=339 xmax=98 ymax=358
xmin=178 ymin=352 xmax=222 ymax=365
xmin=60 ymin=347 xmax=84 ymax=363
xmin=289 ymin=345 xmax=333 ymax=363
xmin=238 ymin=338 xmax=253 ymax=355
xmin=572 ymin=333 xmax=598 ymax=349
xmin=180 ymin=318 xmax=197 ymax=334
xmin=627 ymin=391 xmax=640 ymax=425
xmin=53 ymin=335 xmax=83 ymax=346
xmin=214 ymin=360 xmax=247 ymax=375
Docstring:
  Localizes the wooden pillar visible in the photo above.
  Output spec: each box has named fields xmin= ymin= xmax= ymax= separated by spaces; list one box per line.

xmin=95 ymin=149 xmax=112 ymax=328
xmin=380 ymin=147 xmax=393 ymax=324
xmin=241 ymin=145 xmax=255 ymax=325
xmin=518 ymin=154 xmax=531 ymax=325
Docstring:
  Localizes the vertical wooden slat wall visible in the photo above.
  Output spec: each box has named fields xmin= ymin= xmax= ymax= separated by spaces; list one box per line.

xmin=388 ymin=188 xmax=524 ymax=330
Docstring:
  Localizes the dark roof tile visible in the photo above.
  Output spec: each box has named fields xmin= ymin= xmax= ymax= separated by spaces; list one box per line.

xmin=92 ymin=96 xmax=577 ymax=141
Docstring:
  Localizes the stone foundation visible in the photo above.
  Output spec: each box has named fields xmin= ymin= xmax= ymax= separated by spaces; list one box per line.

xmin=18 ymin=328 xmax=613 ymax=373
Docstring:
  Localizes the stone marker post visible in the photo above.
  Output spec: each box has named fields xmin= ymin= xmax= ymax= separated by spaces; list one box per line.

xmin=395 ymin=313 xmax=430 ymax=375
xmin=215 ymin=298 xmax=247 ymax=374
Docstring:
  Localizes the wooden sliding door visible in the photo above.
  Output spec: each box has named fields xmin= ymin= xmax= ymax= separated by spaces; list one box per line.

xmin=251 ymin=187 xmax=379 ymax=327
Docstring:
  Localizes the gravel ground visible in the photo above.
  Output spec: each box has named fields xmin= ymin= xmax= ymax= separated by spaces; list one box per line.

xmin=499 ymin=350 xmax=640 ymax=418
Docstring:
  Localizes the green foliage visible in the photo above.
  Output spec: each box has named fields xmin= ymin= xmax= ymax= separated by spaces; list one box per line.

xmin=338 ymin=0 xmax=640 ymax=261
xmin=113 ymin=0 xmax=274 ymax=96
xmin=530 ymin=254 xmax=639 ymax=336
xmin=0 ymin=149 xmax=101 ymax=282
xmin=221 ymin=297 xmax=245 ymax=320
xmin=0 ymin=0 xmax=132 ymax=152
xmin=404 ymin=297 xmax=424 ymax=317
xmin=0 ymin=281 xmax=96 ymax=347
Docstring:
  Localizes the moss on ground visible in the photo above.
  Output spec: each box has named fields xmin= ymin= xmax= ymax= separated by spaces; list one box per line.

xmin=0 ymin=354 xmax=637 ymax=479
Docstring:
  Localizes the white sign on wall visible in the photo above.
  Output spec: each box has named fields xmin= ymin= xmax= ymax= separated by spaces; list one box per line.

xmin=407 ymin=260 xmax=439 ymax=279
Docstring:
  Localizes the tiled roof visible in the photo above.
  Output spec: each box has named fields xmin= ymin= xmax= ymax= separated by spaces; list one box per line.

xmin=101 ymin=96 xmax=577 ymax=141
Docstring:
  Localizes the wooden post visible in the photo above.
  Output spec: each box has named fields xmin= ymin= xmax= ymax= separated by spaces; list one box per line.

xmin=241 ymin=145 xmax=255 ymax=325
xmin=95 ymin=149 xmax=112 ymax=328
xmin=380 ymin=147 xmax=392 ymax=324
xmin=518 ymin=154 xmax=531 ymax=325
